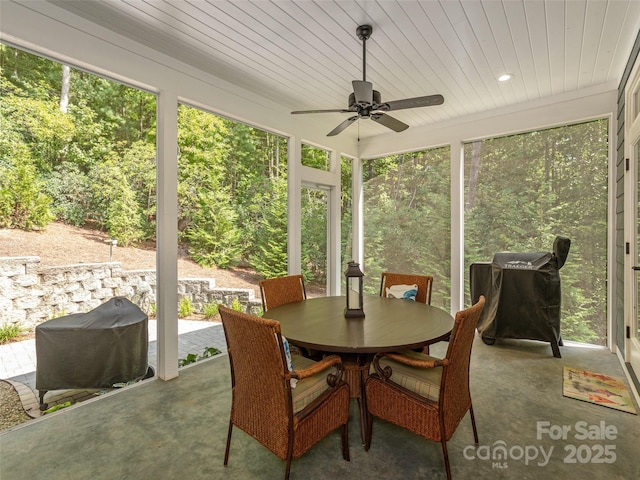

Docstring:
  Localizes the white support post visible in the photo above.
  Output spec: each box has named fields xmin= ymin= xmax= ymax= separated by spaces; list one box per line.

xmin=288 ymin=137 xmax=302 ymax=275
xmin=328 ymin=150 xmax=341 ymax=296
xmin=450 ymin=142 xmax=464 ymax=314
xmin=353 ymin=156 xmax=364 ymax=268
xmin=156 ymin=90 xmax=179 ymax=381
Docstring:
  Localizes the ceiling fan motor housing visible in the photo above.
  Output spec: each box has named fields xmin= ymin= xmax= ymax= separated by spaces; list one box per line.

xmin=348 ymin=90 xmax=381 ymax=109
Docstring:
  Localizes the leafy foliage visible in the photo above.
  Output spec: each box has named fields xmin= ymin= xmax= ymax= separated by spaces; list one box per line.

xmin=0 ymin=157 xmax=54 ymax=229
xmin=202 ymin=302 xmax=219 ymax=319
xmin=463 ymin=121 xmax=608 ymax=344
xmin=0 ymin=44 xmax=610 ymax=346
xmin=42 ymin=401 xmax=71 ymax=414
xmin=363 ymin=148 xmax=451 ymax=308
xmin=178 ymin=297 xmax=194 ymax=318
xmin=183 ymin=188 xmax=241 ymax=267
xmin=178 ymin=347 xmax=221 ymax=367
xmin=301 ymin=187 xmax=327 ymax=284
xmin=1 ymin=45 xmax=292 ymax=266
xmin=0 ymin=323 xmax=24 ymax=344
xmin=230 ymin=298 xmax=244 ymax=312
xmin=364 ymin=125 xmax=608 ymax=346
xmin=0 ymin=78 xmax=55 ymax=229
xmin=89 ymin=157 xmax=145 ymax=246
xmin=44 ymin=162 xmax=92 ymax=225
xmin=250 ymin=178 xmax=289 ymax=278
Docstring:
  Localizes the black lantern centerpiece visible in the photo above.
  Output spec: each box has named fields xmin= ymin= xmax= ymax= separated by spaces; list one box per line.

xmin=344 ymin=261 xmax=365 ymax=318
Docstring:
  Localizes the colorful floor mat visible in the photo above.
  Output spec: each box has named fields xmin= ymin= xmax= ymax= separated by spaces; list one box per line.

xmin=563 ymin=366 xmax=637 ymax=414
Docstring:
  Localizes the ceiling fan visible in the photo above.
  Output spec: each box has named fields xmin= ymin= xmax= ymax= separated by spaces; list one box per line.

xmin=291 ymin=24 xmax=444 ymax=137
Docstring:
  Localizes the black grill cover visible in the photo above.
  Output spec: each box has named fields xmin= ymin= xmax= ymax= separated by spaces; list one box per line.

xmin=36 ymin=297 xmax=148 ymax=391
xmin=470 ymin=236 xmax=570 ymax=357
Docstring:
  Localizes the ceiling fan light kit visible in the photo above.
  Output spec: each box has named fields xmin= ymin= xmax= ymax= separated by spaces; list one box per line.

xmin=292 ymin=24 xmax=444 ymax=136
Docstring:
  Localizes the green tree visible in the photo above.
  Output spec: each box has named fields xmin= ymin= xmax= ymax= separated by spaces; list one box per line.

xmin=0 ymin=77 xmax=75 ymax=173
xmin=0 ymin=155 xmax=53 ymax=229
xmin=89 ymin=157 xmax=145 ymax=245
xmin=43 ymin=161 xmax=92 ymax=225
xmin=464 ymin=120 xmax=608 ymax=344
xmin=0 ymin=79 xmax=55 ymax=229
xmin=177 ymin=105 xmax=229 ymax=232
xmin=363 ymin=148 xmax=451 ymax=309
xmin=251 ymin=178 xmax=289 ymax=278
xmin=2 ymin=44 xmax=296 ymax=279
xmin=221 ymin=121 xmax=288 ymax=267
xmin=119 ymin=141 xmax=157 ymax=238
xmin=301 ymin=187 xmax=327 ymax=283
xmin=183 ymin=189 xmax=241 ymax=268
xmin=1 ymin=45 xmax=157 ymax=241
xmin=1 ymin=44 xmax=64 ymax=102
xmin=341 ymin=156 xmax=353 ymax=293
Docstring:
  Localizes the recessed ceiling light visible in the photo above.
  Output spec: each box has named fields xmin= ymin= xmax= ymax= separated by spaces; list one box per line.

xmin=498 ymin=73 xmax=513 ymax=82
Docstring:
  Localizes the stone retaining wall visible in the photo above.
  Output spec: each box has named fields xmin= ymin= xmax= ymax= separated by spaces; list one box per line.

xmin=0 ymin=256 xmax=262 ymax=329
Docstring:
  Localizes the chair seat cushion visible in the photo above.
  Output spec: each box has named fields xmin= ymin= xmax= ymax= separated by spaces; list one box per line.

xmin=291 ymin=355 xmax=333 ymax=414
xmin=385 ymin=284 xmax=418 ymax=301
xmin=372 ymin=350 xmax=443 ymax=402
xmin=282 ymin=336 xmax=295 ymax=371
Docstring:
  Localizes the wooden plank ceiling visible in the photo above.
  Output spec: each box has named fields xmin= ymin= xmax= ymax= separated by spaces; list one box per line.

xmin=48 ymin=0 xmax=640 ymax=139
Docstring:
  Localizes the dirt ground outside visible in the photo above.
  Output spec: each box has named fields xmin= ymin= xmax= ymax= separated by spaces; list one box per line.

xmin=0 ymin=221 xmax=325 ymax=340
xmin=0 ymin=221 xmax=263 ymax=295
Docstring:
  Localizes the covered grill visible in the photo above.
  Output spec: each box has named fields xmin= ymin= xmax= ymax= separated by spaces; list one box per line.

xmin=36 ymin=297 xmax=149 ymax=408
xmin=470 ymin=236 xmax=570 ymax=358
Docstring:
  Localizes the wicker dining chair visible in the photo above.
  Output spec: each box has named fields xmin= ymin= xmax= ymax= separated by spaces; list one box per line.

xmin=379 ymin=272 xmax=433 ymax=305
xmin=380 ymin=271 xmax=435 ymax=353
xmin=219 ymin=305 xmax=350 ymax=480
xmin=364 ymin=296 xmax=485 ymax=480
xmin=259 ymin=274 xmax=306 ymax=312
xmin=260 ymin=274 xmax=316 ymax=357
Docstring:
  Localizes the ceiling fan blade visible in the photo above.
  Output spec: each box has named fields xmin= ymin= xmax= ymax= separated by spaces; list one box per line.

xmin=291 ymin=108 xmax=353 ymax=114
xmin=371 ymin=113 xmax=409 ymax=132
xmin=327 ymin=116 xmax=359 ymax=136
xmin=375 ymin=94 xmax=444 ymax=112
xmin=352 ymin=80 xmax=373 ymax=105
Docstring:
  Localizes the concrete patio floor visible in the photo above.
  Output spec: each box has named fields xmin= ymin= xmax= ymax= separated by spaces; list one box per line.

xmin=2 ymin=335 xmax=640 ymax=480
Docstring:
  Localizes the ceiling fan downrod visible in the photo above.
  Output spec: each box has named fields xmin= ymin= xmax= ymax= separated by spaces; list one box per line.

xmin=356 ymin=24 xmax=372 ymax=81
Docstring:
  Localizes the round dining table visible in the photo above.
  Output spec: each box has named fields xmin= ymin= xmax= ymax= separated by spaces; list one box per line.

xmin=265 ymin=295 xmax=454 ymax=354
xmin=265 ymin=295 xmax=454 ymax=443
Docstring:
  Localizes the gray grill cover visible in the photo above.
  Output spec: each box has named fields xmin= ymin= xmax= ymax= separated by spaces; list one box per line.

xmin=36 ymin=297 xmax=148 ymax=391
xmin=470 ymin=236 xmax=570 ymax=357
